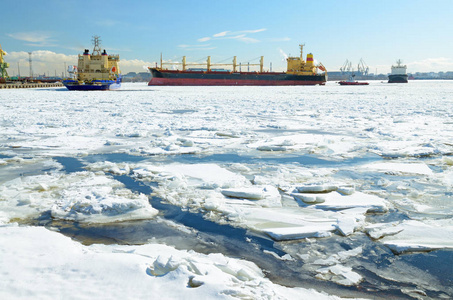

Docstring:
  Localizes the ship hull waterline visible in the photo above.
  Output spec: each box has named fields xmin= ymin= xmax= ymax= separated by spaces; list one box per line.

xmin=338 ymin=81 xmax=369 ymax=86
xmin=148 ymin=69 xmax=327 ymax=86
xmin=62 ymin=80 xmax=121 ymax=91
xmin=388 ymin=74 xmax=408 ymax=83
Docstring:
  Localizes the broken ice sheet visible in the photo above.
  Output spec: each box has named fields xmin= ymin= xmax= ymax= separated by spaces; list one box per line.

xmin=361 ymin=161 xmax=434 ymax=176
xmin=292 ymin=191 xmax=388 ymax=213
xmin=0 ymin=171 xmax=158 ymax=224
xmin=316 ymin=264 xmax=363 ymax=286
xmin=248 ymin=133 xmax=359 ymax=158
xmin=366 ymin=219 xmax=453 ymax=253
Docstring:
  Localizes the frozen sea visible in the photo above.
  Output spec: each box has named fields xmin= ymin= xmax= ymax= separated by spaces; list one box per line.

xmin=0 ymin=81 xmax=452 ymax=299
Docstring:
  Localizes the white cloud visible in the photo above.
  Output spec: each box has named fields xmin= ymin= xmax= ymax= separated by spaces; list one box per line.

xmin=198 ymin=37 xmax=211 ymax=42
xmin=196 ymin=28 xmax=267 ymax=45
xmin=266 ymin=37 xmax=291 ymax=42
xmin=3 ymin=50 xmax=154 ymax=76
xmin=368 ymin=58 xmax=453 ymax=74
xmin=7 ymin=31 xmax=55 ymax=47
xmin=178 ymin=44 xmax=217 ymax=51
xmin=238 ymin=29 xmax=267 ymax=34
xmin=120 ymin=58 xmax=156 ymax=73
xmin=5 ymin=50 xmax=76 ymax=77
xmin=7 ymin=50 xmax=75 ymax=63
xmin=213 ymin=31 xmax=229 ymax=37
xmin=226 ymin=35 xmax=259 ymax=43
xmin=407 ymin=57 xmax=453 ymax=72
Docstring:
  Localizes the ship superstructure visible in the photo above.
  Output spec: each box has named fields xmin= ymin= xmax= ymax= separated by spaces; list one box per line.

xmin=388 ymin=59 xmax=408 ymax=83
xmin=148 ymin=44 xmax=327 ymax=86
xmin=63 ymin=36 xmax=121 ymax=90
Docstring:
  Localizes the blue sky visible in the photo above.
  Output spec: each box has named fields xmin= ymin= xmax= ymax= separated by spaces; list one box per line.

xmin=1 ymin=0 xmax=452 ymax=76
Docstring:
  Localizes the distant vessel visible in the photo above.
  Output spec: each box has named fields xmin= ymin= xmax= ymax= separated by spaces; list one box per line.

xmin=63 ymin=36 xmax=121 ymax=91
xmin=148 ymin=44 xmax=327 ymax=86
xmin=388 ymin=60 xmax=408 ymax=83
xmin=338 ymin=74 xmax=369 ymax=85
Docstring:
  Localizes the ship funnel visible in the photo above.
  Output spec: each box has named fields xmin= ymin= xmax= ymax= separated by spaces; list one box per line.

xmin=306 ymin=53 xmax=314 ymax=66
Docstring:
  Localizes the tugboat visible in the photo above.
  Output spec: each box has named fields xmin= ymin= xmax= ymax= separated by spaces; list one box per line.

xmin=63 ymin=36 xmax=121 ymax=90
xmin=148 ymin=44 xmax=327 ymax=86
xmin=338 ymin=74 xmax=369 ymax=85
xmin=388 ymin=59 xmax=408 ymax=83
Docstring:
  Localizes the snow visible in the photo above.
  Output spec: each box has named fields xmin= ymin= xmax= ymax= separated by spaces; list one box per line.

xmin=1 ymin=81 xmax=453 ymax=298
xmin=0 ymin=225 xmax=341 ymax=300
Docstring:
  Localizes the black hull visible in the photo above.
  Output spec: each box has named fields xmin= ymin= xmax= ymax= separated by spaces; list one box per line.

xmin=388 ymin=74 xmax=408 ymax=83
xmin=148 ymin=68 xmax=327 ymax=86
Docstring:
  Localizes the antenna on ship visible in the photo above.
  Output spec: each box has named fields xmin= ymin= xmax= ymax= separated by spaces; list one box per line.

xmin=299 ymin=44 xmax=305 ymax=60
xmin=92 ymin=35 xmax=102 ymax=56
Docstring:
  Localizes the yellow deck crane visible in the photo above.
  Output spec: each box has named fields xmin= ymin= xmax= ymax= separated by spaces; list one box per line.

xmin=0 ymin=44 xmax=10 ymax=82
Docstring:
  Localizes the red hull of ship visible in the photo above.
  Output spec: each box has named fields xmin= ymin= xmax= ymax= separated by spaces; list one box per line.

xmin=338 ymin=81 xmax=369 ymax=85
xmin=148 ymin=78 xmax=325 ymax=86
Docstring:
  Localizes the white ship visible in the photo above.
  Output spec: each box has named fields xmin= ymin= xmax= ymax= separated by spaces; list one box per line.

xmin=388 ymin=59 xmax=408 ymax=83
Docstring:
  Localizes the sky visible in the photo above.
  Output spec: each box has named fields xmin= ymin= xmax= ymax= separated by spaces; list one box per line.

xmin=1 ymin=0 xmax=453 ymax=76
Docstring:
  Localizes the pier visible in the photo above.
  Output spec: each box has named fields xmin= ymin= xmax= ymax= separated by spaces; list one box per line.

xmin=0 ymin=82 xmax=63 ymax=89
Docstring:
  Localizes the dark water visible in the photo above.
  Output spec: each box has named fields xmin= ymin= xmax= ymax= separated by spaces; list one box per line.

xmin=80 ymin=151 xmax=382 ymax=168
xmin=27 ymin=154 xmax=453 ymax=299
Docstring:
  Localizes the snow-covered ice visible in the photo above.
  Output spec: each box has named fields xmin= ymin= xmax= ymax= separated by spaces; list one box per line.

xmin=0 ymin=225 xmax=342 ymax=300
xmin=1 ymin=81 xmax=453 ymax=299
xmin=0 ymin=170 xmax=157 ymax=224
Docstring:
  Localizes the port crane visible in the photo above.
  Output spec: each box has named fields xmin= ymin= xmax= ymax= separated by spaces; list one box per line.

xmin=357 ymin=58 xmax=369 ymax=76
xmin=340 ymin=59 xmax=353 ymax=74
xmin=0 ymin=44 xmax=10 ymax=81
xmin=341 ymin=59 xmax=370 ymax=76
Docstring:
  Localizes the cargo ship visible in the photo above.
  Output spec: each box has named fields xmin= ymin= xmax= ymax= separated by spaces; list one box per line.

xmin=388 ymin=59 xmax=408 ymax=83
xmin=148 ymin=44 xmax=327 ymax=86
xmin=63 ymin=36 xmax=121 ymax=91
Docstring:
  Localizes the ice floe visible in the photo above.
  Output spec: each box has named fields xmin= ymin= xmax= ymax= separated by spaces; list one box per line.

xmin=0 ymin=170 xmax=157 ymax=224
xmin=361 ymin=161 xmax=434 ymax=176
xmin=366 ymin=219 xmax=453 ymax=253
xmin=2 ymin=82 xmax=453 ymax=298
xmin=0 ymin=225 xmax=345 ymax=300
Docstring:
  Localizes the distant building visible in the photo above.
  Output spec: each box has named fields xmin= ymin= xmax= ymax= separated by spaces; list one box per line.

xmin=122 ymin=71 xmax=151 ymax=82
xmin=327 ymin=71 xmax=387 ymax=81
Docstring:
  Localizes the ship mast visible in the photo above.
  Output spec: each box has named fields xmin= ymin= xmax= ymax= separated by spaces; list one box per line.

xmin=92 ymin=35 xmax=102 ymax=56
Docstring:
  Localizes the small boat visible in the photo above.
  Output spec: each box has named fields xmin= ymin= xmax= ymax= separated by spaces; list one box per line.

xmin=338 ymin=74 xmax=369 ymax=85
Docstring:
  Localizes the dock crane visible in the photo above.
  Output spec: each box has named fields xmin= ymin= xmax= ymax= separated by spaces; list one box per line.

xmin=340 ymin=59 xmax=353 ymax=74
xmin=357 ymin=58 xmax=369 ymax=76
xmin=0 ymin=44 xmax=10 ymax=81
